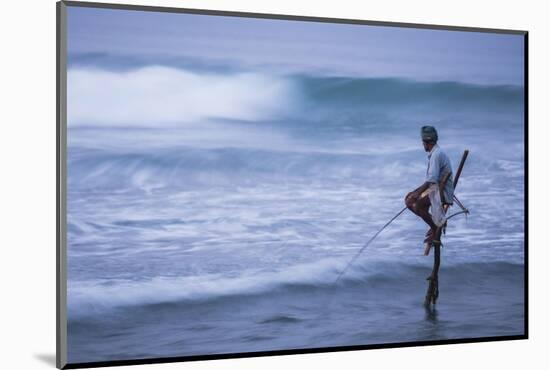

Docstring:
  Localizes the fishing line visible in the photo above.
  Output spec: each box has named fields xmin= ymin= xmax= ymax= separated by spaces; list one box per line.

xmin=332 ymin=194 xmax=469 ymax=284
xmin=334 ymin=206 xmax=408 ymax=284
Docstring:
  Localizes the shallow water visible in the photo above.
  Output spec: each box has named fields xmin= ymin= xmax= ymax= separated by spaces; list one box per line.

xmin=68 ymin=260 xmax=524 ymax=362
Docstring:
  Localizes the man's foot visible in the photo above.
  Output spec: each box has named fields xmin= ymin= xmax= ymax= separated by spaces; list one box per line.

xmin=423 ymin=228 xmax=435 ymax=244
xmin=423 ymin=241 xmax=432 ymax=256
xmin=423 ymin=229 xmax=436 ymax=256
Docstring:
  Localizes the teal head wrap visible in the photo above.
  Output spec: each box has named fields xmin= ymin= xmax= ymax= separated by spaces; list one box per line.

xmin=421 ymin=126 xmax=438 ymax=142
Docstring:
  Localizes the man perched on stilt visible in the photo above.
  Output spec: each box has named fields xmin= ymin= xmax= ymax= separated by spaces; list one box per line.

xmin=405 ymin=126 xmax=454 ymax=251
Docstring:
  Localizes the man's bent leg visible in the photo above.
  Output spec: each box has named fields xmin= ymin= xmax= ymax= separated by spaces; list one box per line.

xmin=408 ymin=195 xmax=437 ymax=231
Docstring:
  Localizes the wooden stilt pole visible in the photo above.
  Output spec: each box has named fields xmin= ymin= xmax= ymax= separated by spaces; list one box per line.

xmin=424 ymin=150 xmax=469 ymax=307
xmin=424 ymin=230 xmax=442 ymax=306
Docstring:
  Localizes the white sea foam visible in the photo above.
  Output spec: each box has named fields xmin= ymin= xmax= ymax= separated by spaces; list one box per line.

xmin=67 ymin=66 xmax=299 ymax=126
xmin=67 ymin=258 xmax=350 ymax=318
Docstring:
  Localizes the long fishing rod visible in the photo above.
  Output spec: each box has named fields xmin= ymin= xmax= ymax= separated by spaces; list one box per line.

xmin=334 ymin=206 xmax=408 ymax=284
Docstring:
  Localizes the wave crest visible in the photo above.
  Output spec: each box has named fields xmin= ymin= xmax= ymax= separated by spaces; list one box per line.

xmin=68 ymin=66 xmax=299 ymax=126
xmin=67 ymin=259 xmax=522 ymax=319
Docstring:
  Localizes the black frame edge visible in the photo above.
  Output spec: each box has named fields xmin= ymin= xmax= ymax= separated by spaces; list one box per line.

xmin=523 ymin=32 xmax=529 ymax=338
xmin=63 ymin=335 xmax=528 ymax=369
xmin=57 ymin=1 xmax=68 ymax=369
xmin=62 ymin=0 xmax=527 ymax=35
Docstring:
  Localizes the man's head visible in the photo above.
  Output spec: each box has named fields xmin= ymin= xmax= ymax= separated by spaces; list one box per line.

xmin=421 ymin=125 xmax=438 ymax=152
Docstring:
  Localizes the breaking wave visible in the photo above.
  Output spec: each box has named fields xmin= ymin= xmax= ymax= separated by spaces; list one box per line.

xmin=67 ymin=259 xmax=523 ymax=319
xmin=67 ymin=65 xmax=523 ymax=128
xmin=67 ymin=66 xmax=301 ymax=126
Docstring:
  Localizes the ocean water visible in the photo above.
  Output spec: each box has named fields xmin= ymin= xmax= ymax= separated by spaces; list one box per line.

xmin=66 ymin=69 xmax=525 ymax=363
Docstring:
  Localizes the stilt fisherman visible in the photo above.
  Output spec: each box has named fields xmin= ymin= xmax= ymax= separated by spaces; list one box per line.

xmin=405 ymin=126 xmax=454 ymax=248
